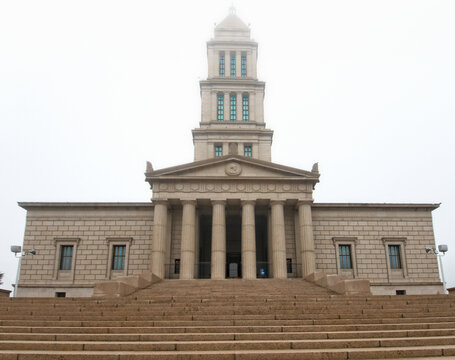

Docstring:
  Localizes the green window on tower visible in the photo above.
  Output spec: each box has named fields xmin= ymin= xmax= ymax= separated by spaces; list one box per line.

xmin=230 ymin=52 xmax=236 ymax=77
xmin=219 ymin=52 xmax=225 ymax=77
xmin=215 ymin=145 xmax=223 ymax=157
xmin=242 ymin=94 xmax=249 ymax=121
xmin=217 ymin=93 xmax=224 ymax=121
xmin=388 ymin=245 xmax=402 ymax=269
xmin=244 ymin=145 xmax=252 ymax=157
xmin=241 ymin=53 xmax=247 ymax=77
xmin=339 ymin=245 xmax=352 ymax=269
xmin=112 ymin=245 xmax=126 ymax=270
xmin=59 ymin=246 xmax=73 ymax=270
xmin=230 ymin=94 xmax=236 ymax=121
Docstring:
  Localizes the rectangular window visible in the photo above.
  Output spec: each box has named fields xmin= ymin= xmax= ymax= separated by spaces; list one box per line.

xmin=174 ymin=259 xmax=180 ymax=274
xmin=339 ymin=245 xmax=352 ymax=269
xmin=286 ymin=258 xmax=293 ymax=274
xmin=219 ymin=52 xmax=225 ymax=77
xmin=217 ymin=93 xmax=224 ymax=121
xmin=388 ymin=245 xmax=402 ymax=269
xmin=241 ymin=53 xmax=247 ymax=77
xmin=242 ymin=94 xmax=249 ymax=121
xmin=112 ymin=245 xmax=126 ymax=270
xmin=230 ymin=52 xmax=236 ymax=77
xmin=215 ymin=145 xmax=223 ymax=157
xmin=59 ymin=245 xmax=73 ymax=270
xmin=230 ymin=94 xmax=236 ymax=121
xmin=244 ymin=145 xmax=252 ymax=157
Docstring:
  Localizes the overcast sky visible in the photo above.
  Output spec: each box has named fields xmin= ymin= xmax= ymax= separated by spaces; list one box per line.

xmin=1 ymin=0 xmax=454 ymax=292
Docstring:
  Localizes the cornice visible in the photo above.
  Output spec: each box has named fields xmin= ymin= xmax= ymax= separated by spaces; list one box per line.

xmin=207 ymin=40 xmax=258 ymax=47
xmin=18 ymin=202 xmax=154 ymax=210
xmin=200 ymin=79 xmax=265 ymax=88
xmin=312 ymin=203 xmax=440 ymax=210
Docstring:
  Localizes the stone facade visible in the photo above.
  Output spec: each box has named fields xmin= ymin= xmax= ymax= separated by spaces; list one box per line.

xmin=16 ymin=10 xmax=443 ymax=297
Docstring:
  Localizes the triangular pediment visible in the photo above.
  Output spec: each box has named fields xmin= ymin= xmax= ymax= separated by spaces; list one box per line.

xmin=145 ymin=155 xmax=319 ymax=181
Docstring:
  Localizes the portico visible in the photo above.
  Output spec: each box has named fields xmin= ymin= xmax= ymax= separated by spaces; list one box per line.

xmin=146 ymin=156 xmax=319 ymax=280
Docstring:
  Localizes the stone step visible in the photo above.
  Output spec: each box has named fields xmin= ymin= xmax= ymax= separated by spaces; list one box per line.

xmin=1 ymin=328 xmax=455 ymax=342
xmin=0 ymin=344 xmax=455 ymax=359
xmin=0 ymin=335 xmax=454 ymax=352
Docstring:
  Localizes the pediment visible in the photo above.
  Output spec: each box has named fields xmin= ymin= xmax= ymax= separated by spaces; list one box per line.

xmin=146 ymin=155 xmax=319 ymax=181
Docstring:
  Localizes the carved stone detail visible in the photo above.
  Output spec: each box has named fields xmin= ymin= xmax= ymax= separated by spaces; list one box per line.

xmin=225 ymin=162 xmax=242 ymax=176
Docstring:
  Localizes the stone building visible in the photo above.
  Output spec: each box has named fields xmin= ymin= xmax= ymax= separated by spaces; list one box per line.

xmin=17 ymin=11 xmax=443 ymax=297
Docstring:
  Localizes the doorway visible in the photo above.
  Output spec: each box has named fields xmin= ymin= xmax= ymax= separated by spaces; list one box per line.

xmin=226 ymin=214 xmax=241 ymax=278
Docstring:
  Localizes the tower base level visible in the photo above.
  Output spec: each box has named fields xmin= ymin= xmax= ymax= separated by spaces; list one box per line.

xmin=2 ymin=278 xmax=455 ymax=360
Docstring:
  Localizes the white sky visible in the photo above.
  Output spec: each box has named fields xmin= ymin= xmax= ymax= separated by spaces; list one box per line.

xmin=1 ymin=0 xmax=454 ymax=292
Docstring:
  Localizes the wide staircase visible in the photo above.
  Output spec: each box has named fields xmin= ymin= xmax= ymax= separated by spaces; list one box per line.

xmin=1 ymin=279 xmax=455 ymax=359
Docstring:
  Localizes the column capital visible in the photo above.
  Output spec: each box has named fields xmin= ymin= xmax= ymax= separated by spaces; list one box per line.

xmin=296 ymin=200 xmax=313 ymax=207
xmin=241 ymin=200 xmax=256 ymax=206
xmin=181 ymin=200 xmax=197 ymax=206
xmin=211 ymin=200 xmax=226 ymax=206
xmin=152 ymin=199 xmax=168 ymax=207
xmin=270 ymin=200 xmax=286 ymax=207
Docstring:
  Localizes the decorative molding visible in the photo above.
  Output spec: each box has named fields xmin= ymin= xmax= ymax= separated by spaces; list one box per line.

xmin=105 ymin=237 xmax=133 ymax=245
xmin=332 ymin=237 xmax=359 ymax=246
xmin=53 ymin=238 xmax=80 ymax=247
xmin=155 ymin=181 xmax=313 ymax=194
xmin=381 ymin=237 xmax=407 ymax=245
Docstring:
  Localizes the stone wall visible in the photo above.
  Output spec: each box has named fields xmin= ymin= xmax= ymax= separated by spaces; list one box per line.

xmin=17 ymin=204 xmax=154 ymax=297
xmin=312 ymin=205 xmax=442 ymax=294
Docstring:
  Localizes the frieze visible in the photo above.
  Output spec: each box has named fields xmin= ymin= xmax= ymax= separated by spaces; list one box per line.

xmin=154 ymin=181 xmax=313 ymax=194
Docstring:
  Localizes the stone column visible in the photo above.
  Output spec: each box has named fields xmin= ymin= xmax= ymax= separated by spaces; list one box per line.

xmin=270 ymin=201 xmax=287 ymax=279
xmin=180 ymin=200 xmax=196 ymax=280
xmin=241 ymin=200 xmax=256 ymax=279
xmin=298 ymin=201 xmax=315 ymax=277
xmin=211 ymin=200 xmax=226 ymax=279
xmin=151 ymin=200 xmax=168 ymax=279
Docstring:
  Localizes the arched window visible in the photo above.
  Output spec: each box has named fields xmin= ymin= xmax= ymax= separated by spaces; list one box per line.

xmin=217 ymin=93 xmax=224 ymax=121
xmin=242 ymin=93 xmax=249 ymax=121
xmin=230 ymin=93 xmax=237 ymax=121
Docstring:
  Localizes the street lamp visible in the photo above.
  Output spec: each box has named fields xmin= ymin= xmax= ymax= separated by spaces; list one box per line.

xmin=10 ymin=246 xmax=36 ymax=297
xmin=425 ymin=244 xmax=448 ymax=294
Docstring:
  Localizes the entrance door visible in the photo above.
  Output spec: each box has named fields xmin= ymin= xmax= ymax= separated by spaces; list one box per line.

xmin=226 ymin=252 xmax=241 ymax=278
xmin=226 ymin=214 xmax=242 ymax=278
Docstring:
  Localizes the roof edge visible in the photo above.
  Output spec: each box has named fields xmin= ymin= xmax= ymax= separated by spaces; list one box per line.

xmin=312 ymin=203 xmax=440 ymax=210
xmin=18 ymin=202 xmax=154 ymax=210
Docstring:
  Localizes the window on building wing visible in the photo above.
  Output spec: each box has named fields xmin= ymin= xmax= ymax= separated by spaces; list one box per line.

xmin=242 ymin=94 xmax=249 ymax=121
xmin=217 ymin=93 xmax=224 ymax=121
xmin=59 ymin=245 xmax=73 ymax=270
xmin=219 ymin=52 xmax=225 ymax=77
xmin=339 ymin=245 xmax=352 ymax=269
xmin=244 ymin=145 xmax=252 ymax=157
xmin=388 ymin=245 xmax=402 ymax=269
xmin=230 ymin=52 xmax=236 ymax=77
xmin=112 ymin=245 xmax=126 ymax=270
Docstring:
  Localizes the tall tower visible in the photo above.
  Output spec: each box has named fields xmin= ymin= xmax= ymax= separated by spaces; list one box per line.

xmin=192 ymin=9 xmax=273 ymax=162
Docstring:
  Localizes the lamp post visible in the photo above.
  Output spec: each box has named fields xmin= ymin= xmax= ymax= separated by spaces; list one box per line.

xmin=425 ymin=244 xmax=448 ymax=294
xmin=10 ymin=246 xmax=36 ymax=297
